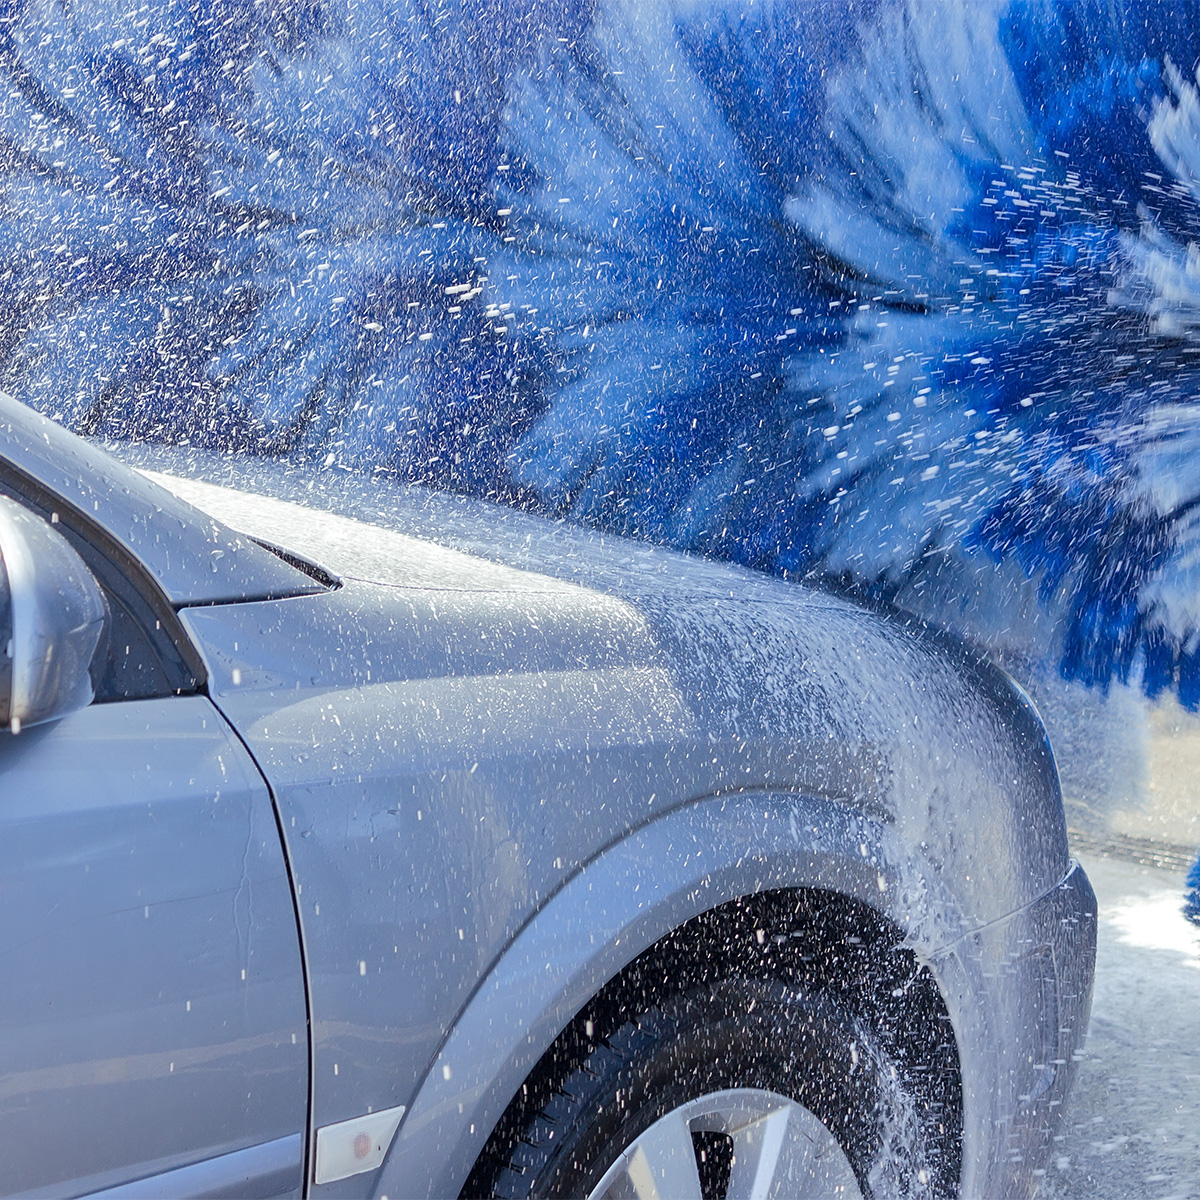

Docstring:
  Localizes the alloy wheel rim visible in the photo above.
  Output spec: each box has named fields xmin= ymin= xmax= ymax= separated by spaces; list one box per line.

xmin=585 ymin=1086 xmax=863 ymax=1200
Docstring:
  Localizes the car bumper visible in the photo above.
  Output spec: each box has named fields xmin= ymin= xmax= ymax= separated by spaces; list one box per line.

xmin=933 ymin=860 xmax=1098 ymax=1198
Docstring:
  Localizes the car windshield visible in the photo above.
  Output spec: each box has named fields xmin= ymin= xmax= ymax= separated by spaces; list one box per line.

xmin=2 ymin=2 xmax=1198 ymax=1195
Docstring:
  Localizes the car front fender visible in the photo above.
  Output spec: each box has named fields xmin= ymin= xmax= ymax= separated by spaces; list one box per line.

xmin=371 ymin=788 xmax=968 ymax=1200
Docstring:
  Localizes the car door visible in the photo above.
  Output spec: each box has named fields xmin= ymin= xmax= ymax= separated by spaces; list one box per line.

xmin=0 ymin=492 xmax=309 ymax=1197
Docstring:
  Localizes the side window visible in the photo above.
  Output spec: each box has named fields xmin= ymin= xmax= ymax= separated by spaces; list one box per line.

xmin=0 ymin=465 xmax=203 ymax=702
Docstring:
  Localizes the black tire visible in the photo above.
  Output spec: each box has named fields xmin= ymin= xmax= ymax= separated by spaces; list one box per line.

xmin=482 ymin=976 xmax=941 ymax=1200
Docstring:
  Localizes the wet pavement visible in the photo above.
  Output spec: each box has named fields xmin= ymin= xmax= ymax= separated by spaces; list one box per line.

xmin=1041 ymin=851 xmax=1200 ymax=1200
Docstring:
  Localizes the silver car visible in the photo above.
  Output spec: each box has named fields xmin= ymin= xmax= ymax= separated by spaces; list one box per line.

xmin=0 ymin=392 xmax=1094 ymax=1199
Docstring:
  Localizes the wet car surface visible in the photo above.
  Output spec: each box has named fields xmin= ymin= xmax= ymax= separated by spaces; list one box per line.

xmin=0 ymin=393 xmax=1097 ymax=1198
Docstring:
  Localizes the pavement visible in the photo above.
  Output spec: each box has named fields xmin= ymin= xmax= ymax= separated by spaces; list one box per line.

xmin=1039 ymin=850 xmax=1200 ymax=1200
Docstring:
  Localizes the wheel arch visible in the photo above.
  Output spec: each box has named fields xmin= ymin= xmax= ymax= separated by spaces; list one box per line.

xmin=465 ymin=886 xmax=964 ymax=1198
xmin=374 ymin=790 xmax=971 ymax=1200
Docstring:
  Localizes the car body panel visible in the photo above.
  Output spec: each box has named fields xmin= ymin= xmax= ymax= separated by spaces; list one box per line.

xmin=931 ymin=862 xmax=1097 ymax=1197
xmin=159 ymin=468 xmax=1069 ymax=931
xmin=378 ymin=796 xmax=1095 ymax=1200
xmin=170 ymin=473 xmax=1073 ymax=1178
xmin=0 ymin=422 xmax=1094 ymax=1199
xmin=0 ymin=697 xmax=308 ymax=1198
xmin=376 ymin=789 xmax=948 ymax=1200
xmin=84 ymin=1135 xmax=304 ymax=1200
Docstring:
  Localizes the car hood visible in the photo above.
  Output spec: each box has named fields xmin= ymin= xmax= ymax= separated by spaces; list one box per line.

xmin=111 ymin=442 xmax=856 ymax=611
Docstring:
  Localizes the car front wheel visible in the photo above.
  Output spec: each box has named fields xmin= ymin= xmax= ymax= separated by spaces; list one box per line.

xmin=483 ymin=977 xmax=940 ymax=1200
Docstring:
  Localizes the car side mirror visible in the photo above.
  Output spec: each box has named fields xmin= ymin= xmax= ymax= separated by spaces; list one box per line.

xmin=0 ymin=495 xmax=106 ymax=733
